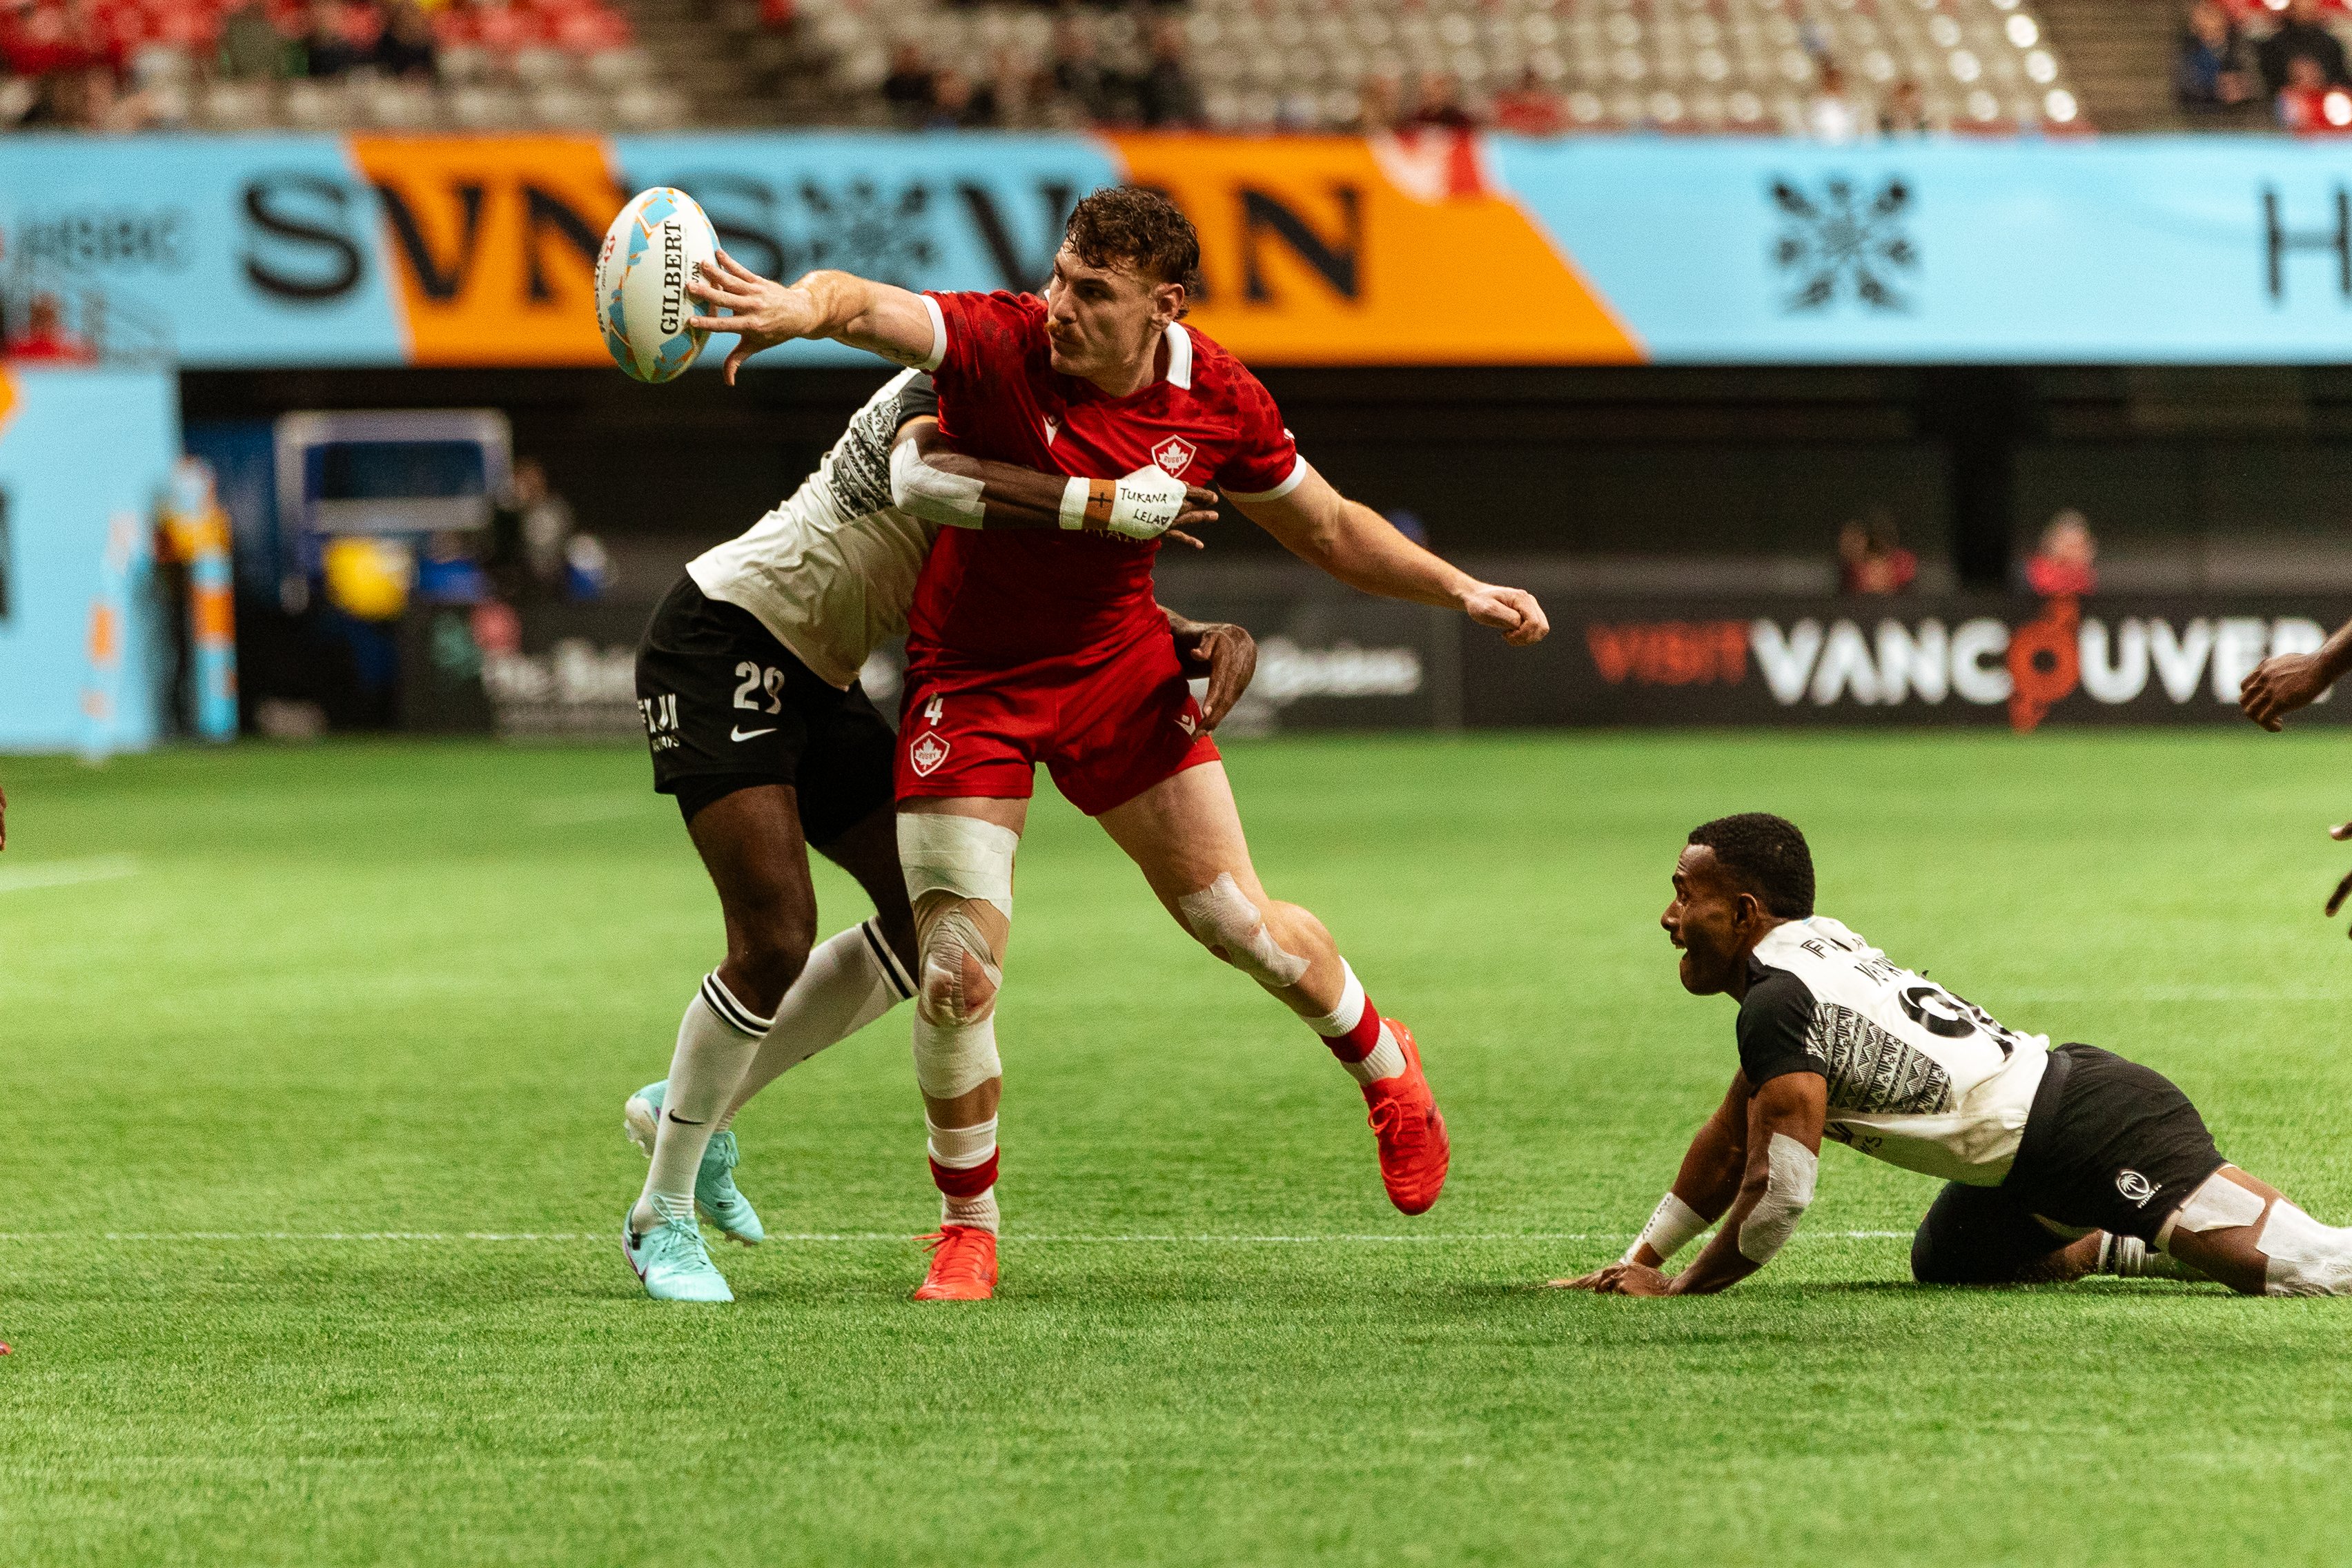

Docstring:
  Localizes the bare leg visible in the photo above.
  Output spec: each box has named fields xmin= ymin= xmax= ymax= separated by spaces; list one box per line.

xmin=1094 ymin=762 xmax=1345 ymax=1018
xmin=2159 ymin=1166 xmax=2291 ymax=1296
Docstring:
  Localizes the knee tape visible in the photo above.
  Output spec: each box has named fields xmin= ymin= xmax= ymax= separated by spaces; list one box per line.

xmin=911 ymin=1012 xmax=1001 ymax=1100
xmin=898 ymin=812 xmax=1018 ymax=918
xmin=1738 ymin=1133 xmax=1817 ymax=1265
xmin=888 ymin=432 xmax=986 ymax=528
xmin=1177 ymin=873 xmax=1309 ymax=988
xmin=917 ymin=902 xmax=1002 ymax=1026
xmin=2162 ymin=1171 xmax=2266 ymax=1247
xmin=2256 ymin=1200 xmax=2352 ymax=1297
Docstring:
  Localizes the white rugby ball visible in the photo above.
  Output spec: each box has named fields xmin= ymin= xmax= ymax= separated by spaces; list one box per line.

xmin=595 ymin=186 xmax=720 ymax=384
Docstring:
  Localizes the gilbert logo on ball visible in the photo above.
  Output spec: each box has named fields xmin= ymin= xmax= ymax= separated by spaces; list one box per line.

xmin=596 ymin=187 xmax=720 ymax=384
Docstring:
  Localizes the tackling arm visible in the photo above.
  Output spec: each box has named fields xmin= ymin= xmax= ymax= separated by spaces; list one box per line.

xmin=1226 ymin=467 xmax=1550 ymax=645
xmin=1162 ymin=607 xmax=1257 ymax=730
xmin=1654 ymin=1072 xmax=1827 ymax=1295
xmin=2241 ymin=614 xmax=2352 ymax=732
xmin=888 ymin=420 xmax=1218 ymax=541
xmin=686 ymin=251 xmax=940 ymax=384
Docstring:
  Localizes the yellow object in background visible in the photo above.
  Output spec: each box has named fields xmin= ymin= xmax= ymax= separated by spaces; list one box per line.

xmin=324 ymin=536 xmax=414 ymax=622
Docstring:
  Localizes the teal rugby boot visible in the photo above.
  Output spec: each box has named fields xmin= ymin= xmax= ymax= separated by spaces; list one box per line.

xmin=623 ymin=1080 xmax=767 ymax=1246
xmin=622 ymin=1201 xmax=734 ymax=1303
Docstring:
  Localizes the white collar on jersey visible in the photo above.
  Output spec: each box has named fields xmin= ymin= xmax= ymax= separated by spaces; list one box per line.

xmin=1163 ymin=322 xmax=1193 ymax=390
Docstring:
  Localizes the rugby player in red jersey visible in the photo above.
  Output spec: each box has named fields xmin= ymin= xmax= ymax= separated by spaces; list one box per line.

xmin=687 ymin=187 xmax=1550 ymax=1300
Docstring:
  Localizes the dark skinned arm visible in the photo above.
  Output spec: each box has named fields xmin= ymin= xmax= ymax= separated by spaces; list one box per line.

xmin=1598 ymin=1071 xmax=1827 ymax=1297
xmin=893 ymin=419 xmax=1218 ymax=542
xmin=1162 ymin=607 xmax=1257 ymax=731
xmin=2241 ymin=616 xmax=2352 ymax=732
xmin=1552 ymin=1072 xmax=1750 ymax=1288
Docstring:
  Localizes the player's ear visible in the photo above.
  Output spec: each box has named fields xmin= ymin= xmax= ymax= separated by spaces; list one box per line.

xmin=1153 ymin=282 xmax=1185 ymax=326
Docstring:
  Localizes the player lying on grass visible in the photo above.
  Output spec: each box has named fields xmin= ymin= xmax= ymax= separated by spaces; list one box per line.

xmin=620 ymin=368 xmax=1258 ymax=1302
xmin=2239 ymin=620 xmax=2352 ymax=934
xmin=686 ymin=187 xmax=1552 ymax=1300
xmin=1556 ymin=812 xmax=2352 ymax=1298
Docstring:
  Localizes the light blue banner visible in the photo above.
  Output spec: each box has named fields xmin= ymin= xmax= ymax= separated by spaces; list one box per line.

xmin=0 ymin=366 xmax=179 ymax=753
xmin=1492 ymin=135 xmax=2352 ymax=363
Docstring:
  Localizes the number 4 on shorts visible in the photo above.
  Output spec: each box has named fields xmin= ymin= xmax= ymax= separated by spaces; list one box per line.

xmin=923 ymin=696 xmax=945 ymax=725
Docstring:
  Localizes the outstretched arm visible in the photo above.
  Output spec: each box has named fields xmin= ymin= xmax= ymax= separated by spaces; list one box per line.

xmin=1226 ymin=466 xmax=1549 ymax=645
xmin=686 ymin=251 xmax=939 ymax=384
xmin=1623 ymin=1072 xmax=1827 ymax=1297
xmin=889 ymin=420 xmax=1217 ymax=543
xmin=2241 ymin=616 xmax=2352 ymax=731
xmin=1551 ymin=1072 xmax=1752 ymax=1288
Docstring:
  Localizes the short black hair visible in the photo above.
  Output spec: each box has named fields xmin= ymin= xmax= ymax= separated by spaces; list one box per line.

xmin=1687 ymin=813 xmax=1815 ymax=919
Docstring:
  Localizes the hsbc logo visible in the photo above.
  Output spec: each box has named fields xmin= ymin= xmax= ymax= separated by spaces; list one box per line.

xmin=1150 ymin=436 xmax=1197 ymax=477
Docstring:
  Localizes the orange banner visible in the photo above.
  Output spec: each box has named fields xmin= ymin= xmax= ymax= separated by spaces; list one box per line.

xmin=348 ymin=135 xmax=625 ymax=366
xmin=1106 ymin=133 xmax=1641 ymax=366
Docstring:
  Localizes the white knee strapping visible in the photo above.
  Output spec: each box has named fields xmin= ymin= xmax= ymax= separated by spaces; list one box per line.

xmin=1177 ymin=872 xmax=1309 ymax=988
xmin=917 ymin=903 xmax=1001 ymax=1026
xmin=2166 ymin=1172 xmax=2267 ymax=1239
xmin=911 ymin=1013 xmax=1002 ymax=1099
xmin=898 ymin=813 xmax=1018 ymax=918
xmin=2256 ymin=1201 xmax=2352 ymax=1297
xmin=888 ymin=433 xmax=986 ymax=528
xmin=1738 ymin=1133 xmax=1817 ymax=1264
xmin=1624 ymin=1190 xmax=1708 ymax=1264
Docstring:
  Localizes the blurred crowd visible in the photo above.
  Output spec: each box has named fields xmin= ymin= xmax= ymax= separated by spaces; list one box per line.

xmin=2176 ymin=0 xmax=2352 ymax=130
xmin=1834 ymin=509 xmax=2099 ymax=598
xmin=0 ymin=0 xmax=624 ymax=128
xmin=878 ymin=13 xmax=1204 ymax=128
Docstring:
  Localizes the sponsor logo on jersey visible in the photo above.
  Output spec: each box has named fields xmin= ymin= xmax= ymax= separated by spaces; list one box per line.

xmin=910 ymin=731 xmax=951 ymax=776
xmin=1151 ymin=435 xmax=1197 ymax=477
xmin=2115 ymin=1168 xmax=2161 ymax=1208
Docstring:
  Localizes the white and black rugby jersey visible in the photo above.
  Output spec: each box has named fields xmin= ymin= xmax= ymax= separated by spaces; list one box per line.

xmin=687 ymin=370 xmax=942 ymax=689
xmin=1737 ymin=916 xmax=2050 ymax=1184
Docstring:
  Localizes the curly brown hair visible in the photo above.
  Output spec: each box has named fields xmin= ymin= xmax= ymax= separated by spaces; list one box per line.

xmin=1062 ymin=186 xmax=1204 ymax=313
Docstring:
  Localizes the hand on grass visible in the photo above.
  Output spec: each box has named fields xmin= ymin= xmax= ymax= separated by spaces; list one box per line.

xmin=1547 ymin=1262 xmax=1672 ymax=1295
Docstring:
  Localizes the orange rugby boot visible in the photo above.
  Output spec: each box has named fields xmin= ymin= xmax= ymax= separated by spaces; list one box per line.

xmin=1362 ymin=1021 xmax=1449 ymax=1215
xmin=912 ymin=1224 xmax=999 ymax=1301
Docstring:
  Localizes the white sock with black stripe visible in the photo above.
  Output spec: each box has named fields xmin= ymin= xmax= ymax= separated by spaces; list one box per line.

xmin=716 ymin=920 xmax=917 ymax=1130
xmin=633 ymin=971 xmax=772 ymax=1235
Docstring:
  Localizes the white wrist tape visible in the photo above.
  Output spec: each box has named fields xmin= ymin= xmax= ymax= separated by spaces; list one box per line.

xmin=1738 ymin=1133 xmax=1816 ymax=1265
xmin=1106 ymin=465 xmax=1186 ymax=540
xmin=888 ymin=435 xmax=986 ymax=529
xmin=1058 ymin=475 xmax=1095 ymax=531
xmin=1057 ymin=467 xmax=1186 ymax=540
xmin=1624 ymin=1191 xmax=1708 ymax=1264
xmin=896 ymin=812 xmax=1018 ymax=918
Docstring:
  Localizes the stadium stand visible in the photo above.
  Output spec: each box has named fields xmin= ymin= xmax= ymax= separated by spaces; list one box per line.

xmin=0 ymin=0 xmax=685 ymax=128
xmin=0 ymin=0 xmax=2129 ymax=135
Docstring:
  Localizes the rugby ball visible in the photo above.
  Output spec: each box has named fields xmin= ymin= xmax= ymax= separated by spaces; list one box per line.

xmin=596 ymin=186 xmax=719 ymax=384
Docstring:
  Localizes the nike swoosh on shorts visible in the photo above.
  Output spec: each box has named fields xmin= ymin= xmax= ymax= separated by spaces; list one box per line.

xmin=730 ymin=726 xmax=777 ymax=741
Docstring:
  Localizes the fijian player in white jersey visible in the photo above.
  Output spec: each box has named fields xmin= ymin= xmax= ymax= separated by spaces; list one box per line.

xmin=621 ymin=369 xmax=1258 ymax=1302
xmin=1558 ymin=813 xmax=2352 ymax=1298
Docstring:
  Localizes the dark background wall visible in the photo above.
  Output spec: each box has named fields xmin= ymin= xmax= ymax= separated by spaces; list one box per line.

xmin=184 ymin=364 xmax=2352 ymax=592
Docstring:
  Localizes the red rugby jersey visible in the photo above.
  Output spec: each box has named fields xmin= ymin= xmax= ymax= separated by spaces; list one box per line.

xmin=906 ymin=290 xmax=1303 ymax=673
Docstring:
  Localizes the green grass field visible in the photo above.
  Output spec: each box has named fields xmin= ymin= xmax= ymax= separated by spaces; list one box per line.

xmin=5 ymin=730 xmax=2352 ymax=1567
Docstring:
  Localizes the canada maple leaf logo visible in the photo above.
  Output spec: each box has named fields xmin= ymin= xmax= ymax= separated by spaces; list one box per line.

xmin=909 ymin=732 xmax=951 ymax=776
xmin=1150 ymin=436 xmax=1197 ymax=477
